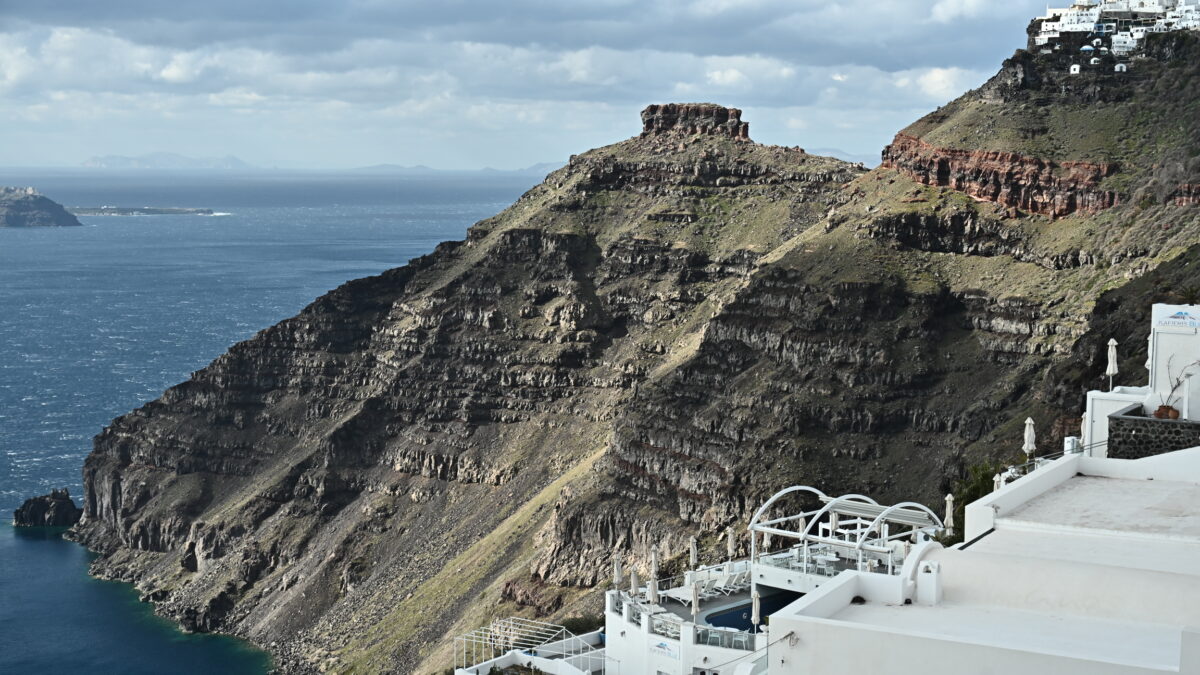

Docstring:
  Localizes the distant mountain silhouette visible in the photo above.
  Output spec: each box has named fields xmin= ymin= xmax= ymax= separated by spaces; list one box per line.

xmin=82 ymin=153 xmax=254 ymax=170
xmin=347 ymin=161 xmax=565 ymax=176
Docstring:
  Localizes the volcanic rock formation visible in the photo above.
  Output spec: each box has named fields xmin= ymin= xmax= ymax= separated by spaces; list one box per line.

xmin=641 ymin=103 xmax=751 ymax=140
xmin=70 ymin=30 xmax=1200 ymax=675
xmin=881 ymin=134 xmax=1120 ymax=218
xmin=14 ymin=489 xmax=83 ymax=527
xmin=0 ymin=187 xmax=82 ymax=227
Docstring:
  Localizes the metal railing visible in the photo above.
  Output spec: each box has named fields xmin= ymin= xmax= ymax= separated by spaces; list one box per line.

xmin=695 ymin=626 xmax=754 ymax=651
xmin=628 ymin=603 xmax=643 ymax=627
xmin=454 ymin=617 xmax=601 ymax=672
xmin=650 ymin=615 xmax=682 ymax=641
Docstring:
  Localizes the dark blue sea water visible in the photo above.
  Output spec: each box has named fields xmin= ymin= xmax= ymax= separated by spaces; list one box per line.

xmin=0 ymin=170 xmax=534 ymax=673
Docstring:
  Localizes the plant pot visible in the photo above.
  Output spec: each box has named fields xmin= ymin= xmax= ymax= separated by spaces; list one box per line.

xmin=1168 ymin=407 xmax=1181 ymax=420
xmin=1155 ymin=405 xmax=1174 ymax=419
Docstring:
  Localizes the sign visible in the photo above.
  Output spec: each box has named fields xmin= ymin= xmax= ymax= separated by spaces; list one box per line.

xmin=1153 ymin=304 xmax=1200 ymax=329
xmin=650 ymin=640 xmax=679 ymax=660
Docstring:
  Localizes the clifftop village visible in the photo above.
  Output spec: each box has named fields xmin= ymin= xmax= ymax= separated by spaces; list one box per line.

xmin=1032 ymin=0 xmax=1200 ymax=72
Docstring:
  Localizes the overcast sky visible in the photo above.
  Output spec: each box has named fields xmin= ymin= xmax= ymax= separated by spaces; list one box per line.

xmin=0 ymin=0 xmax=1046 ymax=169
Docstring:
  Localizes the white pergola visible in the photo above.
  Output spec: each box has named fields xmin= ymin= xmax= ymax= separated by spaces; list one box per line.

xmin=454 ymin=616 xmax=596 ymax=671
xmin=748 ymin=486 xmax=944 ymax=578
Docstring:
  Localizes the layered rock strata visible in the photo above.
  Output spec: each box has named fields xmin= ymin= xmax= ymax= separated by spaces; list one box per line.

xmin=881 ymin=134 xmax=1120 ymax=218
xmin=641 ymin=103 xmax=750 ymax=140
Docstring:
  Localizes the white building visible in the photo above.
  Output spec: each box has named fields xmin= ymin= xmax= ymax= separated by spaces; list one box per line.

xmin=1033 ymin=0 xmax=1200 ymax=55
xmin=1081 ymin=304 xmax=1200 ymax=457
xmin=767 ymin=446 xmax=1200 ymax=675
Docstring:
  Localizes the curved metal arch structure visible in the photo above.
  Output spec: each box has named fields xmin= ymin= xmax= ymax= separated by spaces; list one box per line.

xmin=799 ymin=494 xmax=881 ymax=539
xmin=853 ymin=501 xmax=945 ymax=552
xmin=748 ymin=485 xmax=829 ymax=531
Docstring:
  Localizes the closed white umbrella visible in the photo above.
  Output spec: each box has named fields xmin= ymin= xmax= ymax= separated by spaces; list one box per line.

xmin=613 ymin=556 xmax=623 ymax=586
xmin=648 ymin=577 xmax=660 ymax=605
xmin=1106 ymin=339 xmax=1119 ymax=391
xmin=689 ymin=536 xmax=698 ymax=569
xmin=651 ymin=548 xmax=659 ymax=578
xmin=751 ymin=591 xmax=761 ymax=629
xmin=1023 ymin=417 xmax=1037 ymax=459
xmin=944 ymin=493 xmax=955 ymax=537
xmin=726 ymin=527 xmax=736 ymax=560
xmin=691 ymin=582 xmax=701 ymax=619
xmin=993 ymin=473 xmax=1002 ymax=493
xmin=630 ymin=569 xmax=640 ymax=596
xmin=762 ymin=531 xmax=772 ymax=551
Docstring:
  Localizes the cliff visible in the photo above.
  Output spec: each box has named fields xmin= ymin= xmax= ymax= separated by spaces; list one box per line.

xmin=71 ymin=41 xmax=1200 ymax=675
xmin=0 ymin=187 xmax=82 ymax=227
xmin=883 ymin=31 xmax=1200 ymax=218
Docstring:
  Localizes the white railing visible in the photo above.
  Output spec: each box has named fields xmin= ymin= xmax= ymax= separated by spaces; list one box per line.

xmin=453 ymin=618 xmax=603 ymax=673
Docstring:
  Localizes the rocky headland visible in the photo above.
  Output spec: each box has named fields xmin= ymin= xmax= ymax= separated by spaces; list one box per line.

xmin=0 ymin=187 xmax=83 ymax=227
xmin=14 ymin=489 xmax=84 ymax=527
xmin=69 ymin=33 xmax=1200 ymax=675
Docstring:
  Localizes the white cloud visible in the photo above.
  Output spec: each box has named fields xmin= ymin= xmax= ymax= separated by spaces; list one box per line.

xmin=930 ymin=0 xmax=990 ymax=23
xmin=706 ymin=67 xmax=747 ymax=86
xmin=917 ymin=66 xmax=981 ymax=99
xmin=0 ymin=0 xmax=1046 ymax=168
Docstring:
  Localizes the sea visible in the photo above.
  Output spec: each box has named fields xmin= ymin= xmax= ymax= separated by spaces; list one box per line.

xmin=0 ymin=169 xmax=537 ymax=673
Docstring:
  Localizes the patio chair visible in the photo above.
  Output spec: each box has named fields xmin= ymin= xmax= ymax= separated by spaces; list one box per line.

xmin=698 ymin=579 xmax=722 ymax=600
xmin=715 ymin=570 xmax=744 ymax=595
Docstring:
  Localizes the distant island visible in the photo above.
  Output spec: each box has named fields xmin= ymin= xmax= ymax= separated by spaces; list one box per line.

xmin=82 ymin=153 xmax=253 ymax=170
xmin=0 ymin=187 xmax=83 ymax=227
xmin=68 ymin=206 xmax=218 ymax=216
xmin=347 ymin=161 xmax=565 ymax=176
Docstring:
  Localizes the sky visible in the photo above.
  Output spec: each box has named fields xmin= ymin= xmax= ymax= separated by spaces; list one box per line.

xmin=0 ymin=0 xmax=1048 ymax=170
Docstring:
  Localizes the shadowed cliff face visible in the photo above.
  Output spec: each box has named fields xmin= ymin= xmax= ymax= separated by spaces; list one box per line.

xmin=70 ymin=41 xmax=1200 ymax=674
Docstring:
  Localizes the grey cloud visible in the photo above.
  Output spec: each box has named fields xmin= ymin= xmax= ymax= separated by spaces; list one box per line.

xmin=0 ymin=0 xmax=1041 ymax=168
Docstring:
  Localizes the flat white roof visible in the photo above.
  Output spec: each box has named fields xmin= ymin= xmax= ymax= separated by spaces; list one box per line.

xmin=999 ymin=475 xmax=1200 ymax=543
xmin=828 ymin=601 xmax=1181 ymax=671
xmin=967 ymin=527 xmax=1200 ymax=577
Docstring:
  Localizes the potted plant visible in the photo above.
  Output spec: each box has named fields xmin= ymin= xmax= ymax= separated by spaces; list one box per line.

xmin=1155 ymin=357 xmax=1200 ymax=419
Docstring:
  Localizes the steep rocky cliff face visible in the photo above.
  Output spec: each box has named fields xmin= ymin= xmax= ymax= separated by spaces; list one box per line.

xmin=71 ymin=39 xmax=1200 ymax=674
xmin=0 ymin=187 xmax=82 ymax=227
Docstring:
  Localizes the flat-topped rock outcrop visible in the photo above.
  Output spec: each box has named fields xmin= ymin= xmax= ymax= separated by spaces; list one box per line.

xmin=640 ymin=103 xmax=750 ymax=140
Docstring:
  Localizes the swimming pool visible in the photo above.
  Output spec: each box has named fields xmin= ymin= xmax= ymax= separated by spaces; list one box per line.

xmin=705 ymin=591 xmax=803 ymax=632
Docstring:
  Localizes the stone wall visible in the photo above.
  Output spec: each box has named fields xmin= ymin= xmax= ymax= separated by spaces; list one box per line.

xmin=1107 ymin=407 xmax=1200 ymax=459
